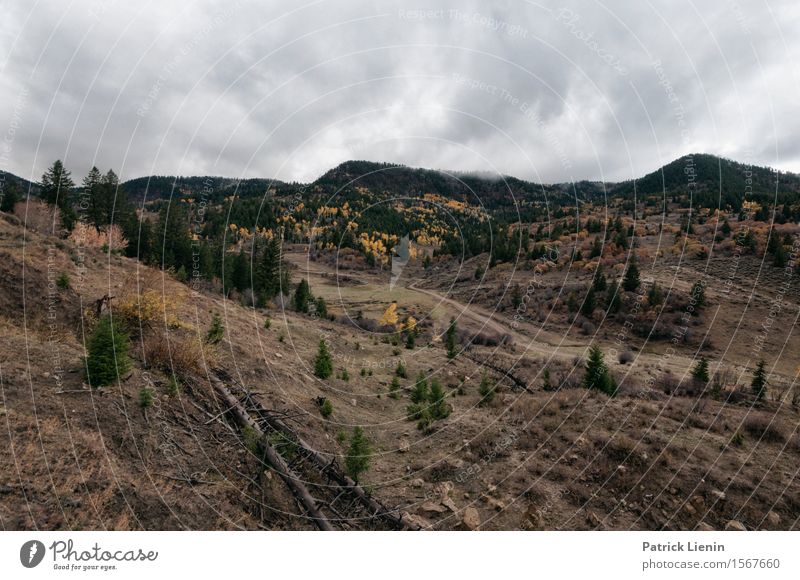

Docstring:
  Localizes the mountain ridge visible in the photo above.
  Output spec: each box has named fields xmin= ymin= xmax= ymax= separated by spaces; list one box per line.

xmin=4 ymin=153 xmax=799 ymax=207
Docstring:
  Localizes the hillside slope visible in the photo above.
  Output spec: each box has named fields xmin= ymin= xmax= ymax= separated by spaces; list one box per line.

xmin=2 ymin=208 xmax=799 ymax=531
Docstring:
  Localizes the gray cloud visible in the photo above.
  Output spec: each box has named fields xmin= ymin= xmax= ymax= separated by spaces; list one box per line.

xmin=1 ymin=0 xmax=798 ymax=185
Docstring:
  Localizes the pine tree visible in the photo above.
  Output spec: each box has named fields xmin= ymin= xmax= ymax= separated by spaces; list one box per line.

xmin=567 ymin=292 xmax=578 ymax=313
xmin=314 ymin=296 xmax=328 ymax=318
xmin=581 ymin=287 xmax=596 ymax=316
xmin=313 ymin=338 xmax=333 ymax=379
xmin=773 ymin=242 xmax=787 ymax=268
xmin=542 ymin=368 xmax=552 ymax=391
xmin=345 ymin=426 xmax=371 ymax=483
xmin=389 ymin=376 xmax=401 ymax=399
xmin=40 ymin=160 xmax=76 ymax=229
xmin=690 ymin=280 xmax=706 ymax=311
xmin=767 ymin=228 xmax=779 ymax=254
xmin=103 ymin=170 xmax=126 ymax=225
xmin=85 ymin=315 xmax=131 ymax=388
xmin=205 ymin=313 xmax=224 ymax=344
xmin=122 ymin=209 xmax=153 ymax=262
xmin=648 ymin=282 xmax=664 ymax=306
xmin=691 ymin=357 xmax=709 ymax=384
xmin=478 ymin=372 xmax=495 ymax=405
xmin=428 ymin=378 xmax=449 ymax=419
xmin=256 ymin=236 xmax=285 ymax=305
xmin=511 ymin=282 xmax=522 ymax=309
xmin=320 ymin=398 xmax=333 ymax=418
xmin=82 ymin=166 xmax=104 ymax=225
xmin=156 ymin=202 xmax=192 ymax=273
xmin=410 ymin=373 xmax=429 ymax=404
xmin=590 ymin=236 xmax=602 ymax=258
xmin=721 ymin=220 xmax=732 ymax=236
xmin=592 ymin=264 xmax=607 ymax=292
xmin=622 ymin=257 xmax=640 ymax=292
xmin=583 ymin=344 xmax=616 ymax=395
xmin=230 ymin=250 xmax=250 ymax=293
xmin=0 ymin=180 xmax=20 ymax=212
xmin=293 ymin=278 xmax=312 ymax=313
xmin=606 ymin=281 xmax=622 ymax=314
xmin=445 ymin=318 xmax=458 ymax=359
xmin=751 ymin=359 xmax=768 ymax=401
xmin=395 ymin=360 xmax=407 ymax=378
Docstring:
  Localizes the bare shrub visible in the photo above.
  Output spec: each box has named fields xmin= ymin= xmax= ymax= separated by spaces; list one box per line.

xmin=618 ymin=350 xmax=634 ymax=364
xmin=661 ymin=372 xmax=680 ymax=395
xmin=558 ymin=371 xmax=582 ymax=390
xmin=143 ymin=333 xmax=213 ymax=380
xmin=743 ymin=415 xmax=786 ymax=443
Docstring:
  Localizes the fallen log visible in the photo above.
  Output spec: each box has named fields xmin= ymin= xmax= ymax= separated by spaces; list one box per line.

xmin=251 ymin=405 xmax=418 ymax=530
xmin=465 ymin=352 xmax=532 ymax=393
xmin=208 ymin=374 xmax=333 ymax=531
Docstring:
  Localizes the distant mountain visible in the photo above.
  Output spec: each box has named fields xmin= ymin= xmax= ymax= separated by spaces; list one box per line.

xmin=5 ymin=153 xmax=798 ymax=210
xmin=0 ymin=171 xmax=40 ymax=195
xmin=313 ymin=160 xmax=566 ymax=210
xmin=121 ymin=175 xmax=290 ymax=202
xmin=610 ymin=153 xmax=800 ymax=207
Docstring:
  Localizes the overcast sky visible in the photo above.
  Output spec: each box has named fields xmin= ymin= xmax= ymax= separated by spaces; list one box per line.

xmin=1 ymin=0 xmax=798 ymax=185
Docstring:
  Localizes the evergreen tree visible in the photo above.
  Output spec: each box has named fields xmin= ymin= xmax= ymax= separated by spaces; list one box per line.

xmin=99 ymin=169 xmax=122 ymax=226
xmin=122 ymin=208 xmax=153 ymax=262
xmin=0 ymin=180 xmax=20 ymax=212
xmin=410 ymin=373 xmax=429 ymax=404
xmin=82 ymin=166 xmax=104 ymax=225
xmin=567 ymin=292 xmax=578 ymax=313
xmin=773 ymin=242 xmax=787 ymax=268
xmin=293 ymin=278 xmax=313 ymax=313
xmin=445 ymin=318 xmax=458 ymax=359
xmin=589 ymin=236 xmax=602 ymax=258
xmin=478 ymin=372 xmax=496 ymax=405
xmin=542 ymin=368 xmax=552 ymax=391
xmin=314 ymin=296 xmax=328 ymax=318
xmin=229 ymin=250 xmax=250 ymax=293
xmin=622 ymin=257 xmax=640 ymax=292
xmin=313 ymin=338 xmax=333 ymax=379
xmin=581 ymin=287 xmax=596 ymax=316
xmin=428 ymin=378 xmax=449 ymax=420
xmin=40 ymin=159 xmax=76 ymax=229
xmin=648 ymin=282 xmax=664 ymax=306
xmin=614 ymin=230 xmax=628 ymax=249
xmin=583 ymin=344 xmax=616 ymax=395
xmin=156 ymin=202 xmax=192 ymax=273
xmin=511 ymin=282 xmax=522 ymax=309
xmin=592 ymin=264 xmax=607 ymax=292
xmin=405 ymin=329 xmax=415 ymax=350
xmin=751 ymin=359 xmax=768 ymax=401
xmin=389 ymin=376 xmax=401 ymax=399
xmin=766 ymin=228 xmax=779 ymax=254
xmin=606 ymin=281 xmax=622 ymax=314
xmin=85 ymin=315 xmax=131 ymax=388
xmin=255 ymin=236 xmax=283 ymax=304
xmin=395 ymin=360 xmax=407 ymax=378
xmin=691 ymin=357 xmax=710 ymax=384
xmin=721 ymin=220 xmax=732 ymax=236
xmin=205 ymin=313 xmax=224 ymax=344
xmin=690 ymin=280 xmax=706 ymax=311
xmin=345 ymin=426 xmax=371 ymax=483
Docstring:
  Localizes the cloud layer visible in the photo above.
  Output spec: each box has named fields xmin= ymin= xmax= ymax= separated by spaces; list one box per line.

xmin=1 ymin=0 xmax=798 ymax=185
